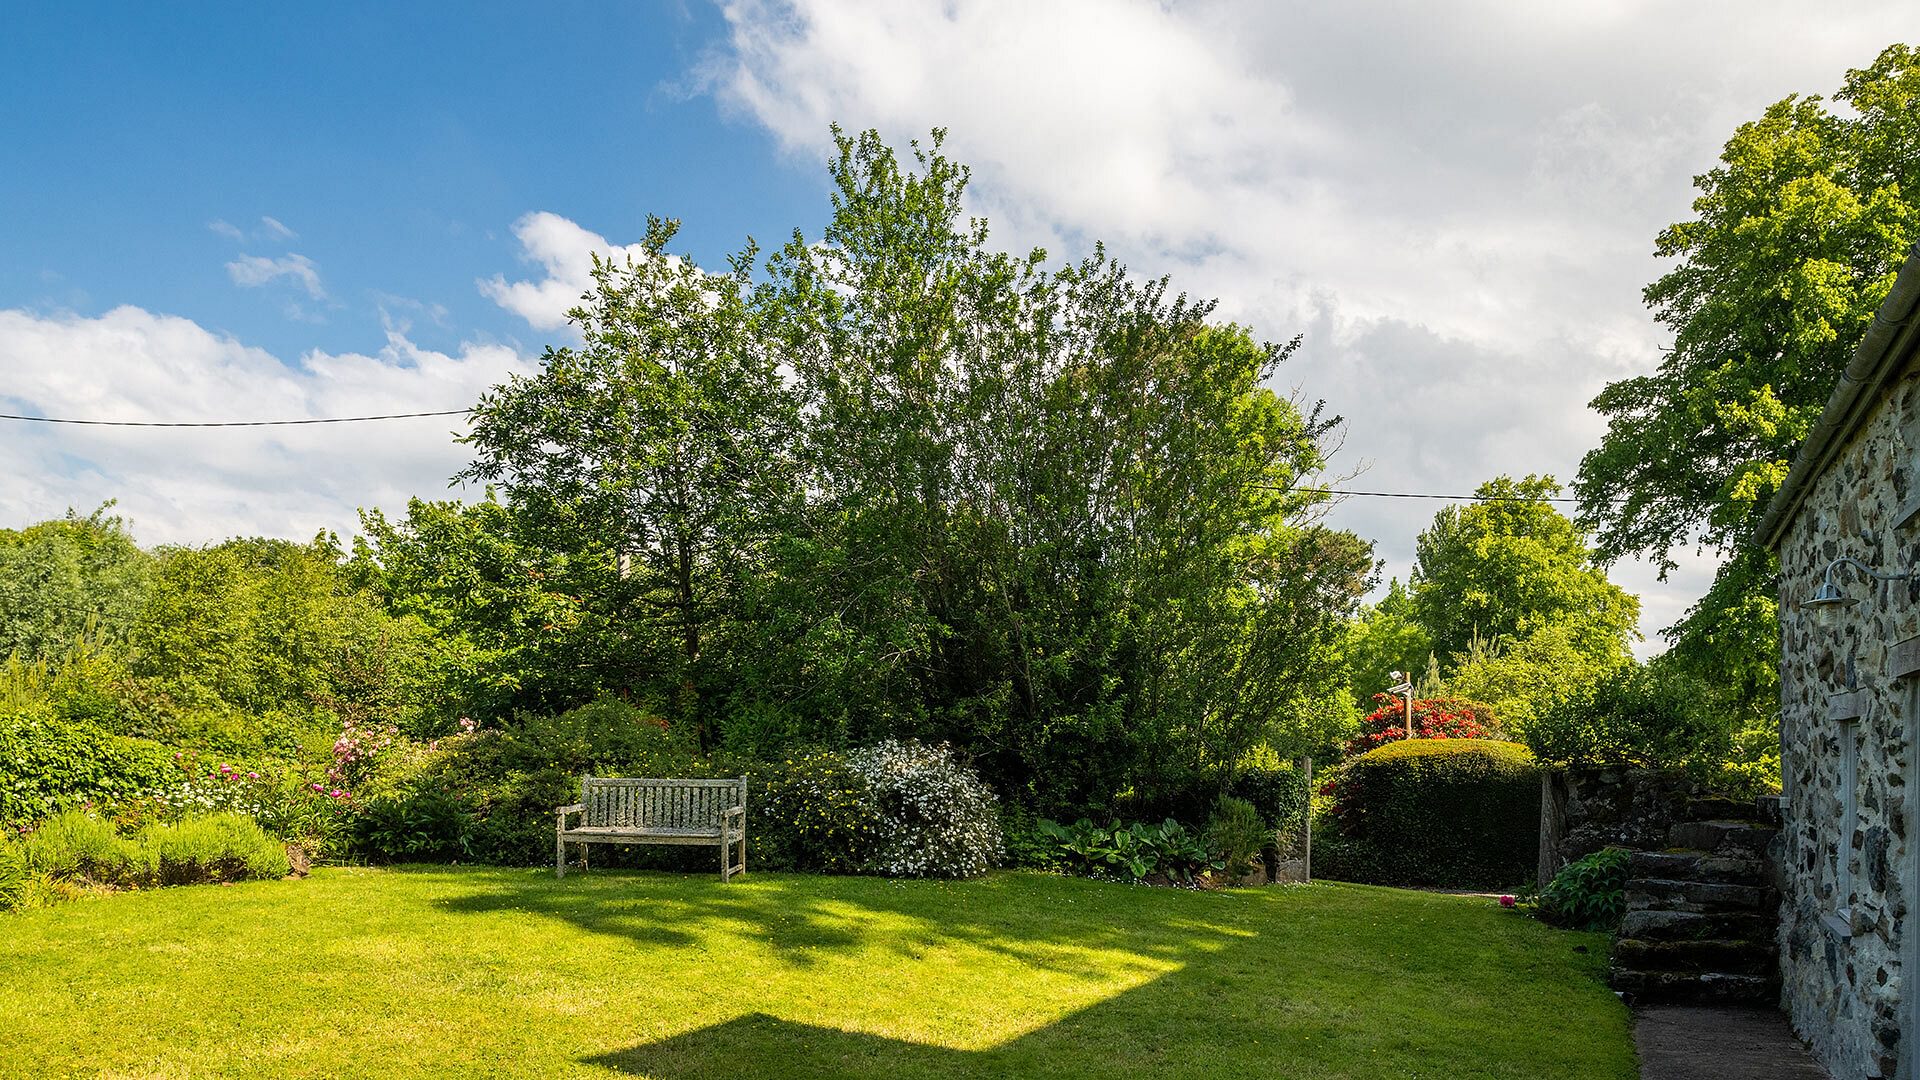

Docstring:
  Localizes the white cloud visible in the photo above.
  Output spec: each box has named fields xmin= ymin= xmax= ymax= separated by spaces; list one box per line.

xmin=226 ymin=253 xmax=327 ymax=300
xmin=0 ymin=305 xmax=531 ymax=546
xmin=209 ymin=216 xmax=301 ymax=244
xmin=705 ymin=0 xmax=1913 ymax=653
xmin=479 ymin=211 xmax=653 ymax=331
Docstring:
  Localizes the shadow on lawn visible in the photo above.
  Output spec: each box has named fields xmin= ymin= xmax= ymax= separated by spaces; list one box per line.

xmin=432 ymin=870 xmax=1231 ymax=977
xmin=432 ymin=871 xmax=1626 ymax=1080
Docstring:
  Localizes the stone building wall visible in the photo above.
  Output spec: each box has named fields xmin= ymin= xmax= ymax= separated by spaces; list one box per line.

xmin=1778 ymin=367 xmax=1920 ymax=1079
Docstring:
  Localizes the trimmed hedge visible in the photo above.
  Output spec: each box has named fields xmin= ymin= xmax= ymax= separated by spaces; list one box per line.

xmin=1316 ymin=738 xmax=1540 ymax=888
xmin=0 ymin=711 xmax=180 ymax=825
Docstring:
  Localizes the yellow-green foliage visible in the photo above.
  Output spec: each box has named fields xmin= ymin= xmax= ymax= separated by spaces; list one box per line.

xmin=16 ymin=809 xmax=290 ymax=892
xmin=134 ymin=813 xmax=290 ymax=886
xmin=21 ymin=809 xmax=136 ymax=883
xmin=0 ymin=840 xmax=27 ymax=911
xmin=1318 ymin=738 xmax=1540 ymax=888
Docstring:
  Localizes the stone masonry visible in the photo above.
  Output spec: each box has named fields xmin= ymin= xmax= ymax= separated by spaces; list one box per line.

xmin=1775 ymin=366 xmax=1920 ymax=1080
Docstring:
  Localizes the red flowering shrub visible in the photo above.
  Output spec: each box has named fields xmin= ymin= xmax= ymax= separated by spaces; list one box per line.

xmin=1343 ymin=695 xmax=1493 ymax=756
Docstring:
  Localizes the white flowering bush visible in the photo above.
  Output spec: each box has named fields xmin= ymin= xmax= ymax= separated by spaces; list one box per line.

xmin=846 ymin=739 xmax=1003 ymax=878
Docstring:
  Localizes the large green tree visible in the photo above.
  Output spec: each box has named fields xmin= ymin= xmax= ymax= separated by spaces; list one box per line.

xmin=450 ymin=128 xmax=1373 ymax=809
xmin=460 ymin=222 xmax=798 ymax=750
xmin=1575 ymin=44 xmax=1918 ymax=700
xmin=0 ymin=506 xmax=150 ymax=659
xmin=1411 ymin=475 xmax=1639 ymax=668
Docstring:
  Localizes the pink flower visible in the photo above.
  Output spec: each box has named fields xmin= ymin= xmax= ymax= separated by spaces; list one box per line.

xmin=1499 ymin=895 xmax=1516 ymax=908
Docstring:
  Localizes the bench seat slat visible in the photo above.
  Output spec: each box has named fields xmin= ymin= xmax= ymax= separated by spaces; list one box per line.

xmin=558 ymin=776 xmax=747 ymax=880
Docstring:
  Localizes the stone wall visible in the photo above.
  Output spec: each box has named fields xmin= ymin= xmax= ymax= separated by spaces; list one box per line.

xmin=1777 ymin=367 xmax=1920 ymax=1080
xmin=1538 ymin=767 xmax=1732 ymax=886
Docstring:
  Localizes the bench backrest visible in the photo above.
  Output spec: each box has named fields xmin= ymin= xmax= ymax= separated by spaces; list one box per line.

xmin=581 ymin=776 xmax=746 ymax=830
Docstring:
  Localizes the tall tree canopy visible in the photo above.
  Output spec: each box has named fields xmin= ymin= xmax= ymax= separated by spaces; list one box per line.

xmin=1411 ymin=475 xmax=1639 ymax=667
xmin=1575 ymin=44 xmax=1918 ymax=698
xmin=454 ymin=128 xmax=1373 ymax=810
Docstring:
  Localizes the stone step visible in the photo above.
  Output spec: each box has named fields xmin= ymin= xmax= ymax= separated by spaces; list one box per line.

xmin=1609 ymin=968 xmax=1780 ymax=1005
xmin=1621 ymin=909 xmax=1772 ymax=942
xmin=1667 ymin=820 xmax=1777 ymax=856
xmin=1625 ymin=877 xmax=1773 ymax=913
xmin=1629 ymin=850 xmax=1768 ymax=886
xmin=1680 ymin=796 xmax=1764 ymax=823
xmin=1613 ymin=937 xmax=1778 ymax=976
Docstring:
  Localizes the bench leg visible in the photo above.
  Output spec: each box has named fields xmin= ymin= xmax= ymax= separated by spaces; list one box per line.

xmin=556 ymin=832 xmax=565 ymax=879
xmin=581 ymin=843 xmax=589 ymax=873
xmin=720 ymin=836 xmax=729 ymax=882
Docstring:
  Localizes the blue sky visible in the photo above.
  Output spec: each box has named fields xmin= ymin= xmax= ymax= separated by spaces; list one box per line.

xmin=1 ymin=3 xmax=820 ymax=362
xmin=2 ymin=2 xmax=1913 ymax=650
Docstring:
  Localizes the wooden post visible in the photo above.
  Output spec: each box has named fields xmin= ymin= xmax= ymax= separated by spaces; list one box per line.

xmin=1301 ymin=755 xmax=1313 ymax=884
xmin=1404 ymin=693 xmax=1413 ymax=739
xmin=1536 ymin=771 xmax=1566 ymax=889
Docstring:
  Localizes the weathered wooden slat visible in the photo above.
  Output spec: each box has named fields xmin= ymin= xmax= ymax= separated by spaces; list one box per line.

xmin=558 ymin=776 xmax=750 ymax=879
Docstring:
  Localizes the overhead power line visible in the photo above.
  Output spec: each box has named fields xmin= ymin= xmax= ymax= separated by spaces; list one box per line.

xmin=1301 ymin=487 xmax=1585 ymax=505
xmin=0 ymin=409 xmax=468 ymax=428
xmin=0 ymin=409 xmax=1595 ymax=505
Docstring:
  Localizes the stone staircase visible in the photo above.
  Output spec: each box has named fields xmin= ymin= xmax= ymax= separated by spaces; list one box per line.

xmin=1609 ymin=807 xmax=1782 ymax=1005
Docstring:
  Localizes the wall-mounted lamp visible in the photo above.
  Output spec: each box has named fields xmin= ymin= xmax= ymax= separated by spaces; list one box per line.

xmin=1806 ymin=556 xmax=1916 ymax=624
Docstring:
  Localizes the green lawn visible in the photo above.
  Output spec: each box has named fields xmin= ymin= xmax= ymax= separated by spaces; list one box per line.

xmin=0 ymin=868 xmax=1634 ymax=1079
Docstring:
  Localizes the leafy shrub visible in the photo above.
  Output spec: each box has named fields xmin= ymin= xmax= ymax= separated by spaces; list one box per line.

xmin=739 ymin=752 xmax=879 ymax=873
xmin=847 ymin=739 xmax=1002 ymax=878
xmin=1535 ymin=846 xmax=1629 ymax=931
xmin=499 ymin=698 xmax=694 ymax=775
xmin=1206 ymin=795 xmax=1268 ymax=882
xmin=355 ymin=788 xmax=470 ymax=862
xmin=1228 ymin=763 xmax=1311 ymax=840
xmin=1317 ymin=738 xmax=1539 ymax=888
xmin=1034 ymin=817 xmax=1219 ymax=883
xmin=0 ymin=711 xmax=179 ymax=824
xmin=133 ymin=813 xmax=290 ymax=885
xmin=251 ymin=775 xmax=358 ymax=859
xmin=21 ymin=808 xmax=136 ymax=883
xmin=0 ymin=839 xmax=31 ymax=911
xmin=1529 ymin=666 xmax=1779 ymax=797
xmin=1344 ymin=696 xmax=1495 ymax=756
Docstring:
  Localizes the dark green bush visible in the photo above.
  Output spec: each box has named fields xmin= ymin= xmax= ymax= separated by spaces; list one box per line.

xmin=737 ymin=752 xmax=878 ymax=873
xmin=1535 ymin=846 xmax=1630 ymax=931
xmin=1528 ymin=665 xmax=1722 ymax=769
xmin=352 ymin=697 xmax=702 ymax=866
xmin=1228 ymin=764 xmax=1311 ymax=838
xmin=1316 ymin=738 xmax=1540 ymax=888
xmin=1206 ymin=795 xmax=1268 ymax=881
xmin=0 ymin=711 xmax=179 ymax=824
xmin=354 ymin=788 xmax=471 ymax=862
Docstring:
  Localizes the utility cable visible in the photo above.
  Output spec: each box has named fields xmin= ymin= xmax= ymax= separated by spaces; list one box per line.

xmin=0 ymin=409 xmax=468 ymax=428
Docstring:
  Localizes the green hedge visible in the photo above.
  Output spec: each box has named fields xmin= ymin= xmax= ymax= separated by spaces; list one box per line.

xmin=1316 ymin=738 xmax=1539 ymax=888
xmin=0 ymin=711 xmax=181 ymax=825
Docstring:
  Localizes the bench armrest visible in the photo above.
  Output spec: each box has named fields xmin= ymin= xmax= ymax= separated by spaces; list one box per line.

xmin=723 ymin=804 xmax=745 ymax=819
xmin=556 ymin=803 xmax=586 ymax=825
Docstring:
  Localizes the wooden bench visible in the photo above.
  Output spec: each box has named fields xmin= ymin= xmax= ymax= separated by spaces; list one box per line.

xmin=555 ymin=776 xmax=747 ymax=882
